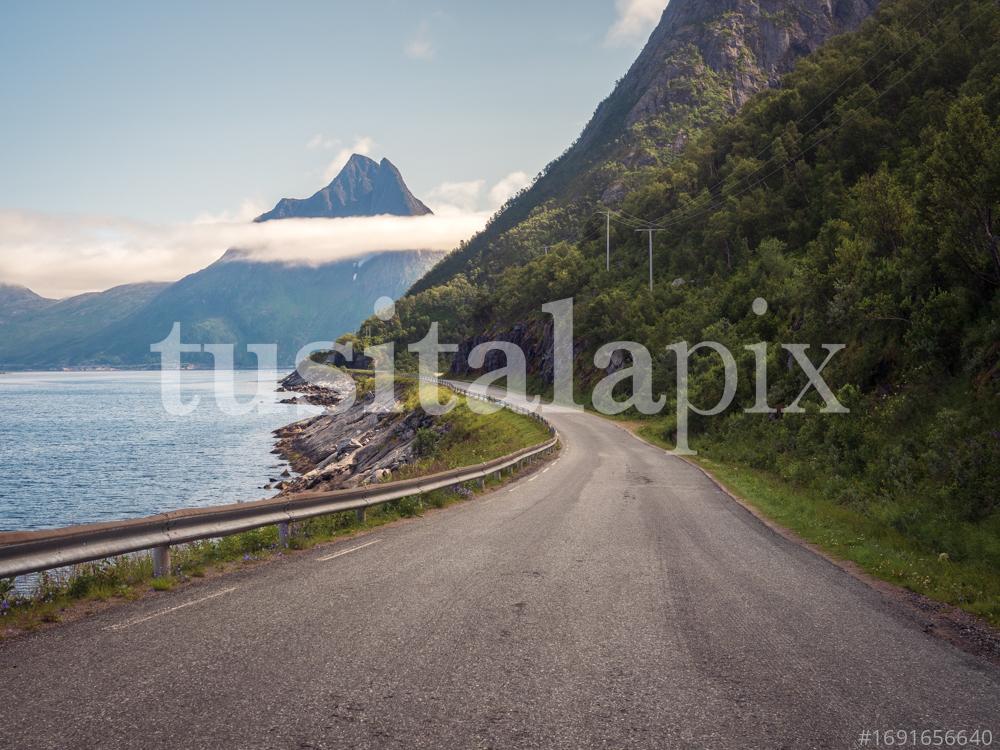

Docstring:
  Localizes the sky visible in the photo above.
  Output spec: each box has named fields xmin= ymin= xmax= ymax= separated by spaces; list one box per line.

xmin=0 ymin=0 xmax=667 ymax=297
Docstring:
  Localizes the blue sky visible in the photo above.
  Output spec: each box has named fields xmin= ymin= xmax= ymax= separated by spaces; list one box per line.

xmin=0 ymin=0 xmax=666 ymax=296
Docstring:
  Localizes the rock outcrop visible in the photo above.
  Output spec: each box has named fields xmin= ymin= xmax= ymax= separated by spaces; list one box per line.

xmin=449 ymin=318 xmax=634 ymax=385
xmin=450 ymin=320 xmax=583 ymax=385
xmin=273 ymin=372 xmax=445 ymax=494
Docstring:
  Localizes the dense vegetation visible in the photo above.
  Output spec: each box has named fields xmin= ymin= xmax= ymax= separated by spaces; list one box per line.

xmin=361 ymin=0 xmax=1000 ymax=618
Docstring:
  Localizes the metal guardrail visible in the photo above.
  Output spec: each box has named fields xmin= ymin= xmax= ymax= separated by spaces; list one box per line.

xmin=0 ymin=379 xmax=557 ymax=580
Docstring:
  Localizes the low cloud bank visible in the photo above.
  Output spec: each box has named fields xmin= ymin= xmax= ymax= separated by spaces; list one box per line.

xmin=0 ymin=210 xmax=489 ymax=299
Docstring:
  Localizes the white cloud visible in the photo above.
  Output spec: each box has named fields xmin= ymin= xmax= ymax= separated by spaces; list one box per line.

xmin=424 ymin=172 xmax=532 ymax=214
xmin=605 ymin=0 xmax=665 ymax=47
xmin=404 ymin=21 xmax=435 ymax=60
xmin=425 ymin=179 xmax=486 ymax=214
xmin=0 ymin=209 xmax=491 ymax=299
xmin=323 ymin=136 xmax=375 ymax=182
xmin=306 ymin=133 xmax=339 ymax=151
xmin=192 ymin=198 xmax=268 ymax=225
xmin=489 ymin=171 xmax=532 ymax=207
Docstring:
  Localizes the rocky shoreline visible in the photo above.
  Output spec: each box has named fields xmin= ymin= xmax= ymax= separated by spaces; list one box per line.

xmin=270 ymin=368 xmax=447 ymax=495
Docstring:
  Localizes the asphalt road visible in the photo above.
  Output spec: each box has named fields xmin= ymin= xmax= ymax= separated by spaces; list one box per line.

xmin=1 ymin=386 xmax=997 ymax=749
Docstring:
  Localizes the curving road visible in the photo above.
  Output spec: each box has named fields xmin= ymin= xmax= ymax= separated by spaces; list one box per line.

xmin=1 ymin=385 xmax=997 ymax=749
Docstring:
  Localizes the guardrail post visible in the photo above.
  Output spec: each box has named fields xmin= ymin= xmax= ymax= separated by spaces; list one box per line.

xmin=356 ymin=507 xmax=367 ymax=525
xmin=152 ymin=545 xmax=171 ymax=578
xmin=277 ymin=521 xmax=291 ymax=548
xmin=477 ymin=478 xmax=485 ymax=489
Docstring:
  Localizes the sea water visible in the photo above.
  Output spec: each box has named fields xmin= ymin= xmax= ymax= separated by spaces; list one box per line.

xmin=0 ymin=370 xmax=319 ymax=531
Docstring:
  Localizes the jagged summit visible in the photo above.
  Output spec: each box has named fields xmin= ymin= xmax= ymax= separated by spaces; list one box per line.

xmin=254 ymin=154 xmax=432 ymax=222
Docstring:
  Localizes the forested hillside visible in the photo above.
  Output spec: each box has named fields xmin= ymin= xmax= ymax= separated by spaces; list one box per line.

xmin=361 ymin=0 xmax=1000 ymax=615
xmin=410 ymin=0 xmax=879 ymax=294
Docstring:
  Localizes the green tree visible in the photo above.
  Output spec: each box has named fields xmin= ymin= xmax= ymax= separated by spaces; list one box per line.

xmin=926 ymin=96 xmax=1000 ymax=286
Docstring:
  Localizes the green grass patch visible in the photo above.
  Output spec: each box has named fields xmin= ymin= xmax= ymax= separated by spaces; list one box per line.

xmin=392 ymin=380 xmax=552 ymax=477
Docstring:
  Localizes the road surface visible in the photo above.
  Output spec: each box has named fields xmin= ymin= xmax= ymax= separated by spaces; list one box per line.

xmin=1 ymin=386 xmax=997 ymax=749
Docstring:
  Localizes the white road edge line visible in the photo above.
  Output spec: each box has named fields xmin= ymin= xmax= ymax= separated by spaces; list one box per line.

xmin=104 ymin=586 xmax=238 ymax=632
xmin=318 ymin=539 xmax=382 ymax=561
xmin=541 ymin=467 xmax=551 ymax=474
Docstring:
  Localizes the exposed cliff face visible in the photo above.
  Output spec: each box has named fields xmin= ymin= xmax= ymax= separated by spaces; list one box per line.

xmin=588 ymin=0 xmax=882 ymax=165
xmin=450 ymin=320 xmax=580 ymax=385
xmin=449 ymin=319 xmax=626 ymax=386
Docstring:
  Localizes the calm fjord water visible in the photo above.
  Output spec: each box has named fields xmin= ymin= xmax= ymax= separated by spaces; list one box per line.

xmin=0 ymin=371 xmax=319 ymax=531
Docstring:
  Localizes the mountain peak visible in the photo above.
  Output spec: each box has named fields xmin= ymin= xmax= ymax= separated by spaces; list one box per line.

xmin=348 ymin=153 xmax=377 ymax=167
xmin=255 ymin=155 xmax=432 ymax=222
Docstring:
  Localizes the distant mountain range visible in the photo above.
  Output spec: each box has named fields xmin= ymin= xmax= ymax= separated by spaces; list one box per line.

xmin=0 ymin=156 xmax=440 ymax=369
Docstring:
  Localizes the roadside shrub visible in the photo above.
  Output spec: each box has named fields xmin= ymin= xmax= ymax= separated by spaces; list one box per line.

xmin=414 ymin=427 xmax=441 ymax=457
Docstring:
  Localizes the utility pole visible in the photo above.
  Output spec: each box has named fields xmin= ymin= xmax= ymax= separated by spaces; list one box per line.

xmin=635 ymin=228 xmax=665 ymax=292
xmin=600 ymin=210 xmax=611 ymax=271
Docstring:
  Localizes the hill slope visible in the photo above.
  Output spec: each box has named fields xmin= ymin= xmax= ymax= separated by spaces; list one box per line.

xmin=0 ymin=284 xmax=55 ymax=324
xmin=410 ymin=0 xmax=879 ymax=294
xmin=0 ymin=283 xmax=169 ymax=368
